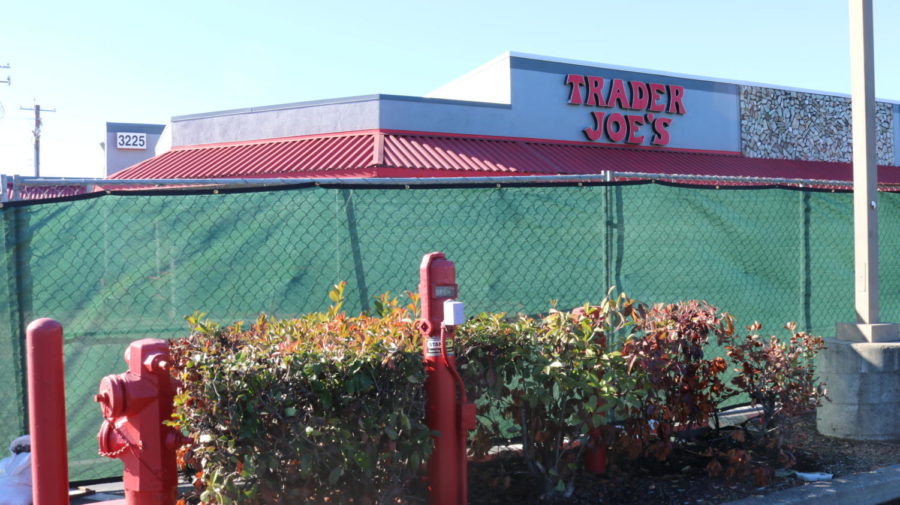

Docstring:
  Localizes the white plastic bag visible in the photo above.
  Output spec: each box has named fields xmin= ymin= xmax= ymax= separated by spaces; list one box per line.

xmin=795 ymin=471 xmax=833 ymax=482
xmin=0 ymin=435 xmax=32 ymax=505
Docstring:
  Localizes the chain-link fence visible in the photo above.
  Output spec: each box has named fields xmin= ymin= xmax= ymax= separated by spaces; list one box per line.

xmin=0 ymin=175 xmax=885 ymax=481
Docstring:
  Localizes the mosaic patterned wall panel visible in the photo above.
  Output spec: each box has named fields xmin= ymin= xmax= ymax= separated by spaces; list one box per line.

xmin=741 ymin=86 xmax=894 ymax=165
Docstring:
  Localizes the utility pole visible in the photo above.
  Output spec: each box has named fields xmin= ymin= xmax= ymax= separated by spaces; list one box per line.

xmin=850 ymin=0 xmax=879 ymax=326
xmin=834 ymin=0 xmax=899 ymax=342
xmin=817 ymin=0 xmax=900 ymax=442
xmin=19 ymin=104 xmax=56 ymax=177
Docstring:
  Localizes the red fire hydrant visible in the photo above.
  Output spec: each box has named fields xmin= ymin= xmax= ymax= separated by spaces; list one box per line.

xmin=94 ymin=338 xmax=187 ymax=505
xmin=418 ymin=252 xmax=476 ymax=505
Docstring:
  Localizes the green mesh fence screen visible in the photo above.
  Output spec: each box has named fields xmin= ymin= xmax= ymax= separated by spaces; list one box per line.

xmin=0 ymin=180 xmax=885 ymax=481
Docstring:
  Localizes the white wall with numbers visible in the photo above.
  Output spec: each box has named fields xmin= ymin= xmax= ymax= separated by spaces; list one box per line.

xmin=105 ymin=122 xmax=166 ymax=176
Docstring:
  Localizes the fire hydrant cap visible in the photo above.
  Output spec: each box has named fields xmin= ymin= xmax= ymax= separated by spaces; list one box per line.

xmin=97 ymin=420 xmax=114 ymax=455
xmin=97 ymin=374 xmax=127 ymax=419
xmin=97 ymin=420 xmax=129 ymax=459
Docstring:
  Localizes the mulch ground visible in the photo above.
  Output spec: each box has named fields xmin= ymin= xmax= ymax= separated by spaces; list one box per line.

xmin=468 ymin=412 xmax=900 ymax=505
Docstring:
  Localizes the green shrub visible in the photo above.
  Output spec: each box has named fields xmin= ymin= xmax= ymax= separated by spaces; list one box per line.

xmin=618 ymin=300 xmax=736 ymax=462
xmin=457 ymin=295 xmax=827 ymax=490
xmin=169 ymin=283 xmax=829 ymax=500
xmin=728 ymin=322 xmax=827 ymax=430
xmin=702 ymin=322 xmax=827 ymax=482
xmin=456 ymin=291 xmax=645 ymax=497
xmin=169 ymin=284 xmax=431 ymax=505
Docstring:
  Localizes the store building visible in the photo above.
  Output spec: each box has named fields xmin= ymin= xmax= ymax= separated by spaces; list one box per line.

xmin=111 ymin=52 xmax=900 ymax=183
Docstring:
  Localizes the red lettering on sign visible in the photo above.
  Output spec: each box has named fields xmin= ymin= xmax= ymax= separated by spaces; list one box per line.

xmin=606 ymin=113 xmax=627 ymax=143
xmin=630 ymin=81 xmax=648 ymax=111
xmin=565 ymin=74 xmax=685 ymax=146
xmin=584 ymin=111 xmax=606 ymax=141
xmin=667 ymin=85 xmax=686 ymax=114
xmin=626 ymin=115 xmax=645 ymax=144
xmin=651 ymin=117 xmax=672 ymax=145
xmin=607 ymin=79 xmax=631 ymax=109
xmin=585 ymin=76 xmax=607 ymax=107
xmin=565 ymin=74 xmax=585 ymax=105
xmin=648 ymin=83 xmax=666 ymax=112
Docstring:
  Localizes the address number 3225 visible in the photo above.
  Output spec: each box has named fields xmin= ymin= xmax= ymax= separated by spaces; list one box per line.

xmin=116 ymin=132 xmax=147 ymax=150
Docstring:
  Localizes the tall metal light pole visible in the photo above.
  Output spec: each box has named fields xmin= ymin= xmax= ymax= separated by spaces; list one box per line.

xmin=850 ymin=0 xmax=879 ymax=324
xmin=837 ymin=0 xmax=899 ymax=342
xmin=807 ymin=0 xmax=900 ymax=442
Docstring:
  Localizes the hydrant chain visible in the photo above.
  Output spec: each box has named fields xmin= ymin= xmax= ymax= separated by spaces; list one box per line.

xmin=97 ymin=417 xmax=140 ymax=458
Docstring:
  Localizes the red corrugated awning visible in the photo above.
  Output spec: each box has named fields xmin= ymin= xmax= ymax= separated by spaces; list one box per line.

xmin=110 ymin=129 xmax=900 ymax=185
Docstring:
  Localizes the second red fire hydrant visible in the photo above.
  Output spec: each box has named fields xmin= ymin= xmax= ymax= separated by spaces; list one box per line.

xmin=94 ymin=338 xmax=188 ymax=505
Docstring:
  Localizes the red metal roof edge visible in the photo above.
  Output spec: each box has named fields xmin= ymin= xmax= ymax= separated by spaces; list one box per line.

xmin=114 ymin=128 xmax=900 ymax=181
xmin=376 ymin=130 xmax=899 ymax=174
xmin=158 ymin=128 xmax=900 ymax=170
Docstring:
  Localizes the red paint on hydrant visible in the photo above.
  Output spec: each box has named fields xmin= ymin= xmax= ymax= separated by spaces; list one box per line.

xmin=95 ymin=339 xmax=188 ymax=505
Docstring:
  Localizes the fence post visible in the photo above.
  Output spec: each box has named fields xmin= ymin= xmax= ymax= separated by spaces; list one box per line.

xmin=12 ymin=201 xmax=34 ymax=436
xmin=11 ymin=174 xmax=20 ymax=201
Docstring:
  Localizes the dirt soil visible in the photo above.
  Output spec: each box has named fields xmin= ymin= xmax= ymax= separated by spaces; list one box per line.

xmin=467 ymin=412 xmax=900 ymax=505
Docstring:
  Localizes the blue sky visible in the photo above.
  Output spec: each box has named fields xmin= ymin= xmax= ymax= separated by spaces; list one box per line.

xmin=0 ymin=0 xmax=898 ymax=177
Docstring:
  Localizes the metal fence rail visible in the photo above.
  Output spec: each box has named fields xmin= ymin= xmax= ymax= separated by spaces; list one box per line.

xmin=1 ymin=171 xmax=864 ymax=200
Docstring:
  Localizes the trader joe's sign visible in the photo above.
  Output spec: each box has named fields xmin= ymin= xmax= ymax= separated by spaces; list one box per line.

xmin=565 ymin=74 xmax=686 ymax=146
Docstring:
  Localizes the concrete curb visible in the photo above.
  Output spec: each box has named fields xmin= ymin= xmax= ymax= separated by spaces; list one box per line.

xmin=722 ymin=464 xmax=900 ymax=505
